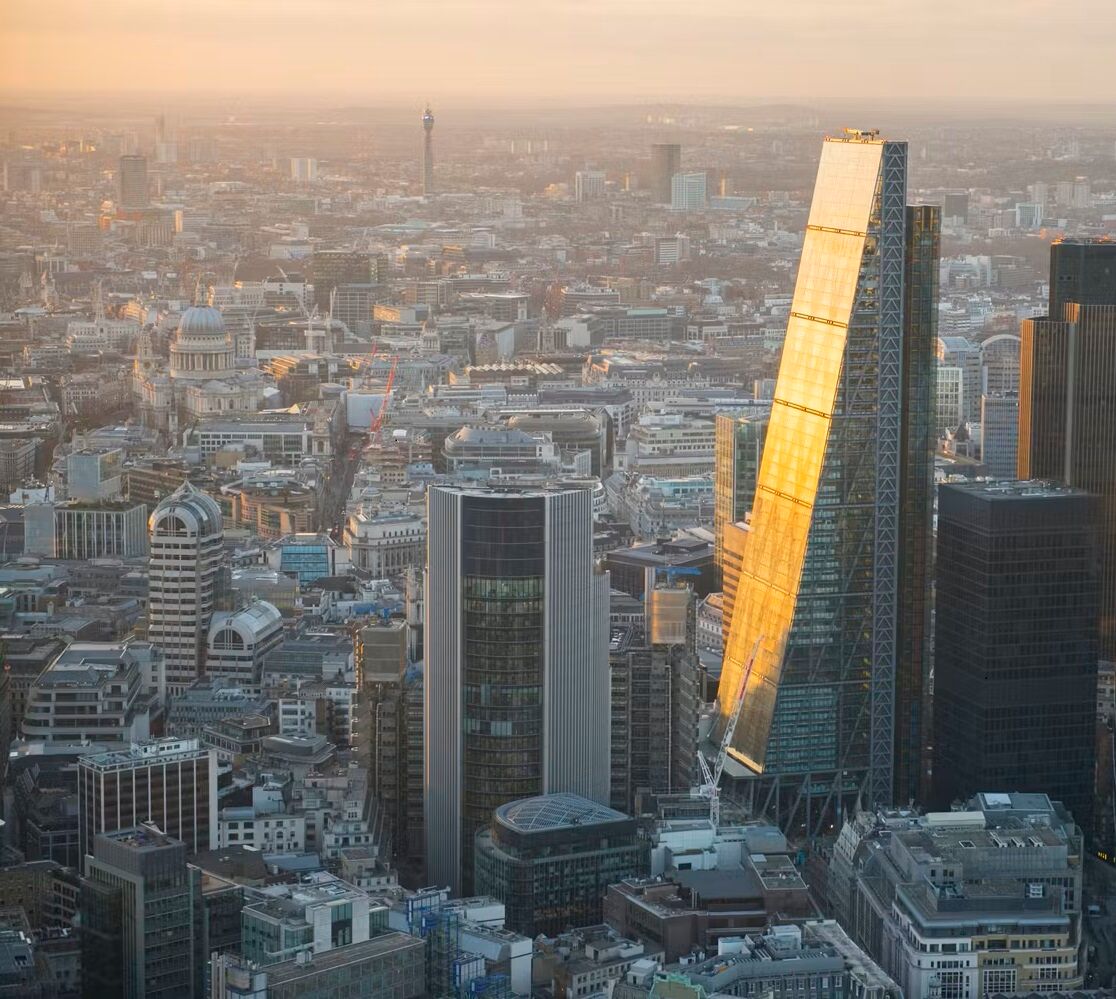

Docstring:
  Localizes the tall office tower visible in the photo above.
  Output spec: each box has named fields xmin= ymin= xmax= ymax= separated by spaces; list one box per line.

xmin=671 ymin=172 xmax=707 ymax=211
xmin=719 ymin=132 xmax=939 ymax=829
xmin=980 ymin=393 xmax=1019 ymax=478
xmin=424 ymin=486 xmax=610 ymax=895
xmin=713 ymin=413 xmax=767 ymax=614
xmin=1019 ymin=239 xmax=1116 ymax=656
xmin=117 ymin=154 xmax=148 ymax=210
xmin=932 ymin=482 xmax=1098 ymax=829
xmin=421 ymin=105 xmax=435 ymax=196
xmin=81 ymin=825 xmax=204 ymax=999
xmin=608 ymin=630 xmax=701 ymax=816
xmin=651 ymin=143 xmax=681 ymax=204
xmin=312 ymin=248 xmax=374 ymax=311
xmin=147 ymin=482 xmax=225 ymax=696
xmin=78 ymin=737 xmax=219 ymax=860
xmin=575 ymin=169 xmax=607 ymax=202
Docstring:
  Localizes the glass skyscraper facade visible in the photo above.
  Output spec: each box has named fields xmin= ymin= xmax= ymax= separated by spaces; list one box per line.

xmin=932 ymin=481 xmax=1099 ymax=830
xmin=713 ymin=413 xmax=767 ymax=620
xmin=1019 ymin=240 xmax=1116 ymax=660
xmin=424 ymin=486 xmax=610 ymax=895
xmin=718 ymin=132 xmax=937 ymax=830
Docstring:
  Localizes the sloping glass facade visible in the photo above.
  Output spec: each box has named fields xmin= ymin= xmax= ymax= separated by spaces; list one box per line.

xmin=719 ymin=133 xmax=934 ymax=826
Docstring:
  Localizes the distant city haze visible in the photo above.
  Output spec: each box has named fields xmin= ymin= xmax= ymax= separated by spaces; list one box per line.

xmin=3 ymin=0 xmax=1112 ymax=104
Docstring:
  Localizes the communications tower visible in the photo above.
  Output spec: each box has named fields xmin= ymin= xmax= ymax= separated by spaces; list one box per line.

xmin=422 ymin=105 xmax=435 ymax=196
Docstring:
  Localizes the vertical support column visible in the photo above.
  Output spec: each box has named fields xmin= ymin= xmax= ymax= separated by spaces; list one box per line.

xmin=869 ymin=141 xmax=908 ymax=808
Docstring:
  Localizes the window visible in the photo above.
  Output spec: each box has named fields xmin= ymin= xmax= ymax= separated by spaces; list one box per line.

xmin=983 ymin=968 xmax=1016 ymax=994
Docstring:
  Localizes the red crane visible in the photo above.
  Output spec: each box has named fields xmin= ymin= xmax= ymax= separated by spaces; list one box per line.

xmin=370 ymin=355 xmax=398 ymax=438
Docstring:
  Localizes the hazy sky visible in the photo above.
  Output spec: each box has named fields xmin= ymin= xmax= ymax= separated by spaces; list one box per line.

xmin=3 ymin=0 xmax=1113 ymax=105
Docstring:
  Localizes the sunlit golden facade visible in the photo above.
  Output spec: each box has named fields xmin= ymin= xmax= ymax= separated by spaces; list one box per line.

xmin=713 ymin=412 xmax=767 ymax=621
xmin=718 ymin=132 xmax=936 ymax=824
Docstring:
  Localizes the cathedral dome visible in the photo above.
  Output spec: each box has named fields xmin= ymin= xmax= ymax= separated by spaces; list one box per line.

xmin=177 ymin=306 xmax=226 ymax=337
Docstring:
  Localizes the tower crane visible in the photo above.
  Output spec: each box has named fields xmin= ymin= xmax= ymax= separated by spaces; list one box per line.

xmin=697 ymin=634 xmax=763 ymax=829
xmin=370 ymin=354 xmax=399 ymax=438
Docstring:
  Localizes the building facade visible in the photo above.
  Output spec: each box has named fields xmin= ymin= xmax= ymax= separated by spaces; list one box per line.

xmin=425 ymin=486 xmax=611 ymax=895
xmin=146 ymin=482 xmax=225 ymax=695
xmin=980 ymin=392 xmax=1019 ymax=478
xmin=651 ymin=143 xmax=682 ymax=204
xmin=23 ymin=501 xmax=148 ymax=559
xmin=718 ymin=131 xmax=938 ymax=829
xmin=932 ymin=481 xmax=1098 ymax=828
xmin=829 ymin=793 xmax=1085 ymax=999
xmin=78 ymin=738 xmax=219 ymax=860
xmin=1019 ymin=240 xmax=1116 ymax=659
xmin=205 ymin=601 xmax=285 ymax=690
xmin=80 ymin=825 xmax=203 ymax=999
xmin=474 ymin=793 xmax=647 ymax=937
xmin=713 ymin=413 xmax=766 ymax=612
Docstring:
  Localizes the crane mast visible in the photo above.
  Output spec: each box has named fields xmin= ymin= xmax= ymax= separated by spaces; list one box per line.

xmin=698 ymin=634 xmax=763 ymax=829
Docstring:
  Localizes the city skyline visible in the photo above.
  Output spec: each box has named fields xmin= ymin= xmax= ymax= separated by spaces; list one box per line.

xmin=1 ymin=9 xmax=1114 ymax=988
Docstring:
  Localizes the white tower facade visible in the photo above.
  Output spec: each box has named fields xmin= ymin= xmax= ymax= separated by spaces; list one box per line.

xmin=147 ymin=481 xmax=225 ymax=696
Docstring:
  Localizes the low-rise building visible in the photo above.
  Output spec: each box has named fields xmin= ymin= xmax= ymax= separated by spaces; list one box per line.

xmin=475 ymin=794 xmax=648 ymax=937
xmin=828 ymin=792 xmax=1086 ymax=999
xmin=211 ymin=932 xmax=425 ymax=999
xmin=205 ymin=601 xmax=285 ymax=690
xmin=21 ymin=642 xmax=153 ymax=745
xmin=345 ymin=508 xmax=425 ymax=577
xmin=218 ymin=805 xmax=306 ymax=855
xmin=240 ymin=872 xmax=381 ymax=966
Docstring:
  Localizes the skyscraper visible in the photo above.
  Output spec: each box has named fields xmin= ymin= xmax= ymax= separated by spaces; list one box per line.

xmin=421 ymin=106 xmax=435 ymax=196
xmin=117 ymin=154 xmax=148 ymax=210
xmin=575 ymin=169 xmax=606 ymax=202
xmin=651 ymin=143 xmax=681 ymax=204
xmin=932 ymin=481 xmax=1098 ymax=829
xmin=147 ymin=482 xmax=224 ymax=696
xmin=718 ymin=131 xmax=938 ymax=829
xmin=671 ymin=171 xmax=707 ymax=211
xmin=424 ymin=486 xmax=610 ymax=895
xmin=1019 ymin=239 xmax=1116 ymax=657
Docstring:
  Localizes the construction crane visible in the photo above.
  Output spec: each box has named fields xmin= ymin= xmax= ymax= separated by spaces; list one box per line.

xmin=369 ymin=354 xmax=399 ymax=438
xmin=697 ymin=634 xmax=763 ymax=829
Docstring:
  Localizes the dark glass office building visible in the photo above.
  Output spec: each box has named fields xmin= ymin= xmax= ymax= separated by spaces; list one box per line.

xmin=80 ymin=826 xmax=204 ymax=999
xmin=932 ymin=481 xmax=1099 ymax=831
xmin=425 ymin=487 xmax=610 ymax=896
xmin=474 ymin=793 xmax=647 ymax=937
xmin=1048 ymin=238 xmax=1116 ymax=317
xmin=894 ymin=204 xmax=940 ymax=806
xmin=650 ymin=143 xmax=682 ymax=204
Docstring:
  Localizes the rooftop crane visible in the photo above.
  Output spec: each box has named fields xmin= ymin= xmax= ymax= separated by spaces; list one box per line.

xmin=697 ymin=634 xmax=763 ymax=829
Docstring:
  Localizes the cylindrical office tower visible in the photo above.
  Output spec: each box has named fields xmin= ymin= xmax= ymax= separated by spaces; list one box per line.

xmin=424 ymin=486 xmax=610 ymax=895
xmin=147 ymin=481 xmax=224 ymax=697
